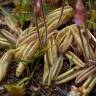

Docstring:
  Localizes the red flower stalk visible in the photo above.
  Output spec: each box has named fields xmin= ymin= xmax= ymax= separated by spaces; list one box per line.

xmin=74 ymin=0 xmax=87 ymax=25
xmin=34 ymin=0 xmax=42 ymax=17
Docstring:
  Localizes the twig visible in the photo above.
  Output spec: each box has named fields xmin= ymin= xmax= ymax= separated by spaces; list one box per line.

xmin=41 ymin=0 xmax=48 ymax=45
xmin=33 ymin=0 xmax=43 ymax=48
xmin=55 ymin=87 xmax=67 ymax=96
xmin=32 ymin=78 xmax=48 ymax=96
xmin=56 ymin=0 xmax=65 ymax=28
xmin=34 ymin=14 xmax=43 ymax=47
